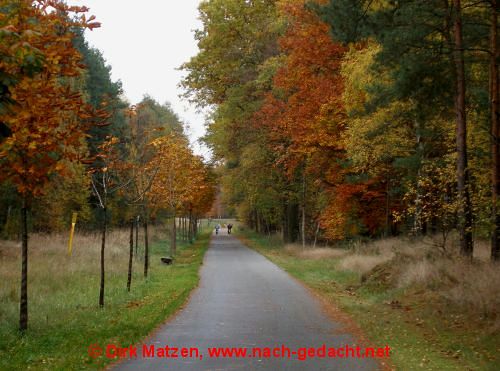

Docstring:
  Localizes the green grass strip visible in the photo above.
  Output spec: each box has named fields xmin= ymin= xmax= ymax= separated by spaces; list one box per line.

xmin=0 ymin=229 xmax=211 ymax=370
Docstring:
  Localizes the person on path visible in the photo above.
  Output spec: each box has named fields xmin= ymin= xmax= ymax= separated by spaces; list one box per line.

xmin=215 ymin=224 xmax=221 ymax=235
xmin=227 ymin=223 xmax=233 ymax=234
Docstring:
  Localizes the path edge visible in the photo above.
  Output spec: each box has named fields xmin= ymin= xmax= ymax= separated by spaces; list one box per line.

xmin=106 ymin=234 xmax=214 ymax=370
xmin=236 ymin=234 xmax=393 ymax=371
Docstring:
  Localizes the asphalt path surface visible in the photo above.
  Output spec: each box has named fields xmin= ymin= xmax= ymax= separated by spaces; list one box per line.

xmin=115 ymin=230 xmax=378 ymax=370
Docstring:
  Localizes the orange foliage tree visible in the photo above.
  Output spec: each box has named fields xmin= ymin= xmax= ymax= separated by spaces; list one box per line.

xmin=149 ymin=134 xmax=215 ymax=254
xmin=255 ymin=0 xmax=389 ymax=241
xmin=256 ymin=0 xmax=353 ymax=241
xmin=0 ymin=0 xmax=99 ymax=331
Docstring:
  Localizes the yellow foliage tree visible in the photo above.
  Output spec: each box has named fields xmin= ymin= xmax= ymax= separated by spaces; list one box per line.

xmin=149 ymin=134 xmax=215 ymax=254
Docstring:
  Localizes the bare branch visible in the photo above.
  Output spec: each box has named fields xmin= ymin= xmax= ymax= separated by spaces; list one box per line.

xmin=91 ymin=176 xmax=105 ymax=209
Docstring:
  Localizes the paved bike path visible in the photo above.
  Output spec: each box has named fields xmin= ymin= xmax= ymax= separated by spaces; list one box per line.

xmin=115 ymin=232 xmax=377 ymax=370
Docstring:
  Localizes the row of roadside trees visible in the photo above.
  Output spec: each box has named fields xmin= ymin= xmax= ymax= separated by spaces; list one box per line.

xmin=0 ymin=0 xmax=215 ymax=331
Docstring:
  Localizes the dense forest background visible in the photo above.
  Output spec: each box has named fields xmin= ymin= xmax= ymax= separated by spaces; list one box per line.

xmin=181 ymin=0 xmax=499 ymax=259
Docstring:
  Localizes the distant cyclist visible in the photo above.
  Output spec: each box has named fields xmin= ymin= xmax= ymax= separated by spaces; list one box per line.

xmin=215 ymin=224 xmax=221 ymax=235
xmin=227 ymin=223 xmax=233 ymax=234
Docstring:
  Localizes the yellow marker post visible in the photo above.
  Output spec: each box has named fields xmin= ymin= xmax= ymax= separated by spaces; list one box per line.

xmin=68 ymin=212 xmax=78 ymax=256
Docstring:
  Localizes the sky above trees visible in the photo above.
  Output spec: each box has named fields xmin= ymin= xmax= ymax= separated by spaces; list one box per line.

xmin=69 ymin=0 xmax=208 ymax=156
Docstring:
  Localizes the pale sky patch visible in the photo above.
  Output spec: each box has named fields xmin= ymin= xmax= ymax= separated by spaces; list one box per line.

xmin=69 ymin=0 xmax=209 ymax=158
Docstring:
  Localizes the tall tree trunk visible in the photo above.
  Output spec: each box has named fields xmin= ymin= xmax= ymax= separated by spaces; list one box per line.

xmin=99 ymin=205 xmax=107 ymax=307
xmin=282 ymin=200 xmax=288 ymax=242
xmin=135 ymin=216 xmax=139 ymax=259
xmin=491 ymin=0 xmax=500 ymax=261
xmin=453 ymin=0 xmax=474 ymax=256
xmin=182 ymin=216 xmax=186 ymax=241
xmin=286 ymin=200 xmax=299 ymax=243
xmin=143 ymin=215 xmax=149 ymax=278
xmin=127 ymin=219 xmax=133 ymax=292
xmin=301 ymin=206 xmax=306 ymax=248
xmin=285 ymin=201 xmax=299 ymax=243
xmin=171 ymin=214 xmax=177 ymax=256
xmin=6 ymin=205 xmax=12 ymax=237
xmin=313 ymin=220 xmax=320 ymax=249
xmin=177 ymin=216 xmax=181 ymax=241
xmin=19 ymin=198 xmax=28 ymax=331
xmin=189 ymin=208 xmax=193 ymax=243
xmin=180 ymin=217 xmax=183 ymax=241
xmin=185 ymin=216 xmax=188 ymax=241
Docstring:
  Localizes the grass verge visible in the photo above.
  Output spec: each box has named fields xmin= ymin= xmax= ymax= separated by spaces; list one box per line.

xmin=0 ymin=226 xmax=211 ymax=370
xmin=236 ymin=228 xmax=500 ymax=371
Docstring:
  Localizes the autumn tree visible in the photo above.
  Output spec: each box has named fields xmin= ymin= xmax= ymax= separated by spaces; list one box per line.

xmin=0 ymin=0 xmax=99 ymax=331
xmin=254 ymin=0 xmax=358 ymax=242
xmin=148 ymin=133 xmax=215 ymax=254
xmin=0 ymin=0 xmax=43 ymax=118
xmin=183 ymin=0 xmax=495 ymax=252
xmin=488 ymin=0 xmax=499 ymax=260
xmin=149 ymin=134 xmax=195 ymax=255
xmin=181 ymin=0 xmax=286 ymax=236
xmin=90 ymin=136 xmax=130 ymax=307
xmin=123 ymin=97 xmax=184 ymax=278
xmin=314 ymin=0 xmax=500 ymax=253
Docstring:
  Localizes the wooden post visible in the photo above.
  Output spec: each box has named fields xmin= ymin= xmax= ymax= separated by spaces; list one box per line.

xmin=143 ymin=215 xmax=149 ymax=278
xmin=127 ymin=219 xmax=133 ymax=291
xmin=99 ymin=204 xmax=106 ymax=307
